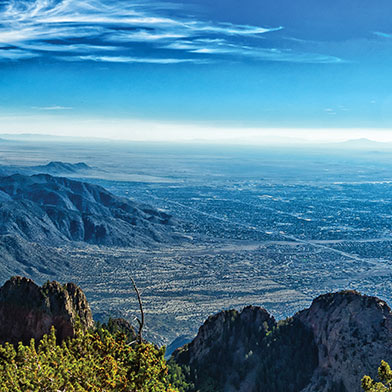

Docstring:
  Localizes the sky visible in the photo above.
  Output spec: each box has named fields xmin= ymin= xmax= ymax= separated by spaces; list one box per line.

xmin=1 ymin=0 xmax=392 ymax=142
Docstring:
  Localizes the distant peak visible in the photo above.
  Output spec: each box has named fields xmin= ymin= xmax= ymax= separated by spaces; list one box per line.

xmin=342 ymin=138 xmax=379 ymax=145
xmin=44 ymin=161 xmax=91 ymax=169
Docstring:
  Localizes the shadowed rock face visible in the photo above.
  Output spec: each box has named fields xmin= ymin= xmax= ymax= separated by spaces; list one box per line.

xmin=0 ymin=276 xmax=93 ymax=345
xmin=178 ymin=306 xmax=276 ymax=366
xmin=172 ymin=291 xmax=392 ymax=392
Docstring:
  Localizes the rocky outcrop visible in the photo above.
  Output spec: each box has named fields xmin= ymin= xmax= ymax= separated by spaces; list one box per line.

xmin=172 ymin=291 xmax=392 ymax=392
xmin=173 ymin=306 xmax=289 ymax=392
xmin=0 ymin=276 xmax=93 ymax=345
xmin=178 ymin=306 xmax=275 ymax=365
xmin=297 ymin=290 xmax=392 ymax=392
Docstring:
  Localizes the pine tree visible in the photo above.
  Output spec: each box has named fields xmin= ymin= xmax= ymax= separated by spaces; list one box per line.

xmin=362 ymin=361 xmax=392 ymax=392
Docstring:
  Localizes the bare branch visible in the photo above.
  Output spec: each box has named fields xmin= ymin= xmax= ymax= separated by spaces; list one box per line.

xmin=131 ymin=277 xmax=144 ymax=343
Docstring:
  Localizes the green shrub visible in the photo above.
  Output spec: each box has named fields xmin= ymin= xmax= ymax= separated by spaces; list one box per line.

xmin=0 ymin=327 xmax=177 ymax=391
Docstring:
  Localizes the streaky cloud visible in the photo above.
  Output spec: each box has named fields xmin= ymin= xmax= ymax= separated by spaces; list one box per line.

xmin=373 ymin=31 xmax=392 ymax=38
xmin=0 ymin=0 xmax=344 ymax=64
xmin=32 ymin=105 xmax=73 ymax=110
xmin=0 ymin=48 xmax=39 ymax=60
xmin=184 ymin=22 xmax=283 ymax=36
xmin=170 ymin=39 xmax=343 ymax=64
xmin=105 ymin=30 xmax=188 ymax=43
xmin=73 ymin=55 xmax=211 ymax=64
xmin=18 ymin=42 xmax=119 ymax=53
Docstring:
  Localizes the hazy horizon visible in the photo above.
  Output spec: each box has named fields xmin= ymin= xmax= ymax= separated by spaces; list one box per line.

xmin=2 ymin=128 xmax=392 ymax=145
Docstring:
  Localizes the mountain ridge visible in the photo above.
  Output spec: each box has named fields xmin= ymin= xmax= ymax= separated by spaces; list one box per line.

xmin=0 ymin=173 xmax=180 ymax=247
xmin=0 ymin=173 xmax=184 ymax=280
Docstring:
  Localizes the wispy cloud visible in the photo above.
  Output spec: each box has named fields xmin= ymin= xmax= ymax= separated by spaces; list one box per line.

xmin=373 ymin=31 xmax=392 ymax=38
xmin=106 ymin=31 xmax=187 ymax=42
xmin=0 ymin=48 xmax=39 ymax=60
xmin=32 ymin=105 xmax=73 ymax=110
xmin=74 ymin=55 xmax=210 ymax=64
xmin=0 ymin=0 xmax=343 ymax=64
xmin=168 ymin=38 xmax=343 ymax=64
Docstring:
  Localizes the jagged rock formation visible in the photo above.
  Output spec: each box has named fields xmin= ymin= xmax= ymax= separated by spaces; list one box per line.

xmin=0 ymin=173 xmax=180 ymax=247
xmin=297 ymin=291 xmax=392 ymax=392
xmin=173 ymin=306 xmax=317 ymax=392
xmin=172 ymin=291 xmax=392 ymax=392
xmin=177 ymin=306 xmax=275 ymax=365
xmin=0 ymin=276 xmax=93 ymax=345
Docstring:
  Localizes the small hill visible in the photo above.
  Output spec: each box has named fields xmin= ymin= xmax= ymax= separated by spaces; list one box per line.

xmin=33 ymin=161 xmax=92 ymax=174
xmin=333 ymin=138 xmax=392 ymax=150
xmin=171 ymin=291 xmax=392 ymax=392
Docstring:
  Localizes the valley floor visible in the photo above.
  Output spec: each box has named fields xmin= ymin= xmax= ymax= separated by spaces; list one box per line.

xmin=56 ymin=236 xmax=392 ymax=344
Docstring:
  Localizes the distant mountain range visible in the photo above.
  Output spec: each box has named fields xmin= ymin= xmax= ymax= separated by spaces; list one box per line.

xmin=171 ymin=290 xmax=392 ymax=392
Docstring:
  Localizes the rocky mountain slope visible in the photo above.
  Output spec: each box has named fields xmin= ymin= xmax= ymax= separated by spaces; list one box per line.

xmin=0 ymin=276 xmax=93 ymax=345
xmin=171 ymin=291 xmax=392 ymax=392
xmin=0 ymin=173 xmax=180 ymax=247
xmin=297 ymin=291 xmax=392 ymax=392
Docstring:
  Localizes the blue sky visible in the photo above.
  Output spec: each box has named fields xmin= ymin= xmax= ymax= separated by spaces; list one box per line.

xmin=1 ymin=0 xmax=392 ymax=141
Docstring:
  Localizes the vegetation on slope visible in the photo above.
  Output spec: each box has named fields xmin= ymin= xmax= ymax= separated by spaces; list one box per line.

xmin=0 ymin=326 xmax=177 ymax=392
xmin=362 ymin=361 xmax=392 ymax=392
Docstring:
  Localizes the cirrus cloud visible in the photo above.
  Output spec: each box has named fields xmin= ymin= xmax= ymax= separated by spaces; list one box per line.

xmin=0 ymin=0 xmax=344 ymax=64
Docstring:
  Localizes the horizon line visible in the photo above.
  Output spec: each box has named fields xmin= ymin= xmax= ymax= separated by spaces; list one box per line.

xmin=0 ymin=132 xmax=390 ymax=147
